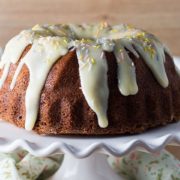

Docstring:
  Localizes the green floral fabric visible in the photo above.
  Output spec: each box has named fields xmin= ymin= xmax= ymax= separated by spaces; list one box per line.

xmin=0 ymin=150 xmax=179 ymax=180
xmin=0 ymin=150 xmax=62 ymax=180
xmin=109 ymin=150 xmax=180 ymax=180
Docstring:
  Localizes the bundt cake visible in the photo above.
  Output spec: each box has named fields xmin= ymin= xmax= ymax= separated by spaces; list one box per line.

xmin=0 ymin=23 xmax=179 ymax=135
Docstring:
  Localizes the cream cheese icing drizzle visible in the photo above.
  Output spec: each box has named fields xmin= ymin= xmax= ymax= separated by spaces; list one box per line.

xmin=114 ymin=40 xmax=138 ymax=96
xmin=0 ymin=31 xmax=32 ymax=88
xmin=76 ymin=42 xmax=109 ymax=128
xmin=132 ymin=38 xmax=169 ymax=88
xmin=11 ymin=36 xmax=69 ymax=130
xmin=0 ymin=23 xmax=172 ymax=130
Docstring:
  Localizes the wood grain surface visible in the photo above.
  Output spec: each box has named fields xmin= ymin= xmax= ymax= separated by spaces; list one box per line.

xmin=0 ymin=0 xmax=179 ymax=158
xmin=0 ymin=0 xmax=180 ymax=55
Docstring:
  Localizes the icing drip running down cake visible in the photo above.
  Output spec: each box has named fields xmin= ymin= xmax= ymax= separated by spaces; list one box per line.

xmin=0 ymin=23 xmax=179 ymax=135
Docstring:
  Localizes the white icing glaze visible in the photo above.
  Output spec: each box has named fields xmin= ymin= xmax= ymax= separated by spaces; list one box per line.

xmin=0 ymin=62 xmax=10 ymax=89
xmin=114 ymin=40 xmax=138 ymax=96
xmin=0 ymin=31 xmax=33 ymax=88
xmin=133 ymin=39 xmax=169 ymax=87
xmin=0 ymin=23 xmax=172 ymax=130
xmin=76 ymin=42 xmax=109 ymax=128
xmin=174 ymin=58 xmax=180 ymax=76
xmin=11 ymin=37 xmax=68 ymax=130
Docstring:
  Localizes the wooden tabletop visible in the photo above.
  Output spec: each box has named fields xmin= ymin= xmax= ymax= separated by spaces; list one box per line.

xmin=0 ymin=0 xmax=179 ymax=158
xmin=0 ymin=0 xmax=180 ymax=56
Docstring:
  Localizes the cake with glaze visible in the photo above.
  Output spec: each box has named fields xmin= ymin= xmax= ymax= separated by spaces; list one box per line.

xmin=0 ymin=23 xmax=179 ymax=135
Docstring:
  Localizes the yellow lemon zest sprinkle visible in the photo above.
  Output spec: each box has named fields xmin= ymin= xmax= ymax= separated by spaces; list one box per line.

xmin=91 ymin=58 xmax=96 ymax=64
xmin=126 ymin=35 xmax=133 ymax=40
xmin=58 ymin=30 xmax=66 ymax=36
xmin=119 ymin=48 xmax=123 ymax=52
xmin=126 ymin=24 xmax=134 ymax=30
xmin=93 ymin=45 xmax=100 ymax=49
xmin=63 ymin=39 xmax=68 ymax=44
xmin=32 ymin=24 xmax=41 ymax=31
xmin=144 ymin=46 xmax=156 ymax=58
xmin=79 ymin=54 xmax=83 ymax=61
xmin=110 ymin=29 xmax=119 ymax=33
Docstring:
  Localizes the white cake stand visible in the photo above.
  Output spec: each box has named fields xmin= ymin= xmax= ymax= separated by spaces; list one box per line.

xmin=0 ymin=120 xmax=179 ymax=180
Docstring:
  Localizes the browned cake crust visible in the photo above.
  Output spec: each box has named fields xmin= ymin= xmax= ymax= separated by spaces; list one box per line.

xmin=0 ymin=46 xmax=179 ymax=135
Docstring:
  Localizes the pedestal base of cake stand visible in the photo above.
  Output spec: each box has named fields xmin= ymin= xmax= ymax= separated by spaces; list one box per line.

xmin=49 ymin=153 xmax=121 ymax=180
xmin=0 ymin=120 xmax=179 ymax=180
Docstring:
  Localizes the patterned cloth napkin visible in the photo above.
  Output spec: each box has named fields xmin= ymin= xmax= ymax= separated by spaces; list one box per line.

xmin=0 ymin=150 xmax=179 ymax=180
xmin=109 ymin=150 xmax=180 ymax=180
